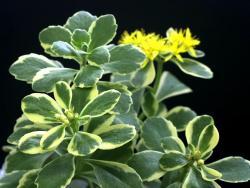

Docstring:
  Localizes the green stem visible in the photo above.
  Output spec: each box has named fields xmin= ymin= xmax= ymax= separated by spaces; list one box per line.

xmin=153 ymin=61 xmax=163 ymax=92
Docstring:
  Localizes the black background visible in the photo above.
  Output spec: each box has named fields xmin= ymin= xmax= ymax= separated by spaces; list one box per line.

xmin=1 ymin=0 xmax=250 ymax=187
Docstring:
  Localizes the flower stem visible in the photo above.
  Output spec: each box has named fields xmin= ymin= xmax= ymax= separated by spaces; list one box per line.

xmin=153 ymin=61 xmax=163 ymax=92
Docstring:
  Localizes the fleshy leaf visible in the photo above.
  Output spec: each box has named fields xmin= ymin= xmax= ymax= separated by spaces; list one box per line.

xmin=35 ymin=154 xmax=75 ymax=188
xmin=201 ymin=165 xmax=222 ymax=181
xmin=88 ymin=15 xmax=117 ymax=50
xmin=141 ymin=89 xmax=159 ymax=117
xmin=185 ymin=115 xmax=214 ymax=147
xmin=197 ymin=124 xmax=219 ymax=155
xmin=161 ymin=167 xmax=189 ymax=188
xmin=64 ymin=11 xmax=97 ymax=32
xmin=67 ymin=131 xmax=102 ymax=156
xmin=0 ymin=171 xmax=27 ymax=188
xmin=7 ymin=124 xmax=49 ymax=145
xmin=87 ymin=159 xmax=144 ymax=188
xmin=114 ymin=110 xmax=141 ymax=131
xmin=161 ymin=136 xmax=186 ymax=153
xmin=54 ymin=81 xmax=72 ymax=109
xmin=51 ymin=41 xmax=85 ymax=62
xmin=40 ymin=125 xmax=66 ymax=150
xmin=103 ymin=44 xmax=145 ymax=74
xmin=130 ymin=61 xmax=155 ymax=88
xmin=207 ymin=157 xmax=250 ymax=183
xmin=85 ymin=114 xmax=115 ymax=133
xmin=9 ymin=54 xmax=62 ymax=83
xmin=5 ymin=150 xmax=51 ymax=173
xmin=17 ymin=169 xmax=39 ymax=188
xmin=97 ymin=81 xmax=132 ymax=113
xmin=173 ymin=58 xmax=213 ymax=79
xmin=18 ymin=131 xmax=46 ymax=154
xmin=32 ymin=67 xmax=77 ymax=93
xmin=128 ymin=150 xmax=165 ymax=181
xmin=74 ymin=65 xmax=104 ymax=88
xmin=39 ymin=26 xmax=72 ymax=55
xmin=80 ymin=89 xmax=120 ymax=117
xmin=155 ymin=71 xmax=192 ymax=102
xmin=71 ymin=85 xmax=98 ymax=114
xmin=182 ymin=167 xmax=218 ymax=188
xmin=71 ymin=29 xmax=90 ymax=48
xmin=21 ymin=93 xmax=64 ymax=124
xmin=142 ymin=117 xmax=177 ymax=151
xmin=166 ymin=106 xmax=197 ymax=131
xmin=94 ymin=124 xmax=136 ymax=150
xmin=87 ymin=46 xmax=110 ymax=65
xmin=160 ymin=151 xmax=189 ymax=171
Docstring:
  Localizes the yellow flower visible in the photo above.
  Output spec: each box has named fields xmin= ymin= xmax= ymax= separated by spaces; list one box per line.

xmin=119 ymin=30 xmax=168 ymax=64
xmin=119 ymin=28 xmax=200 ymax=64
xmin=164 ymin=28 xmax=200 ymax=62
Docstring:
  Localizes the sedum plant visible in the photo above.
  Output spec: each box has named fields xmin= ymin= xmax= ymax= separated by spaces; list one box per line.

xmin=1 ymin=11 xmax=250 ymax=188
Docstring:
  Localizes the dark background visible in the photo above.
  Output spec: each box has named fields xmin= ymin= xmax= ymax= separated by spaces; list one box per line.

xmin=1 ymin=0 xmax=250 ymax=187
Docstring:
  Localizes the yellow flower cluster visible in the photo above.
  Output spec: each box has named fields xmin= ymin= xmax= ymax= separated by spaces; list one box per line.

xmin=119 ymin=30 xmax=168 ymax=62
xmin=119 ymin=28 xmax=200 ymax=63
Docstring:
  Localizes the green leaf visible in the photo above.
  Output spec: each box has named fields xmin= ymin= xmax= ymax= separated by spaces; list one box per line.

xmin=141 ymin=89 xmax=159 ymax=117
xmin=160 ymin=151 xmax=189 ymax=171
xmin=85 ymin=114 xmax=115 ymax=133
xmin=13 ymin=115 xmax=33 ymax=131
xmin=185 ymin=115 xmax=214 ymax=147
xmin=80 ymin=89 xmax=120 ymax=117
xmin=142 ymin=117 xmax=177 ymax=151
xmin=9 ymin=53 xmax=62 ymax=83
xmin=182 ymin=167 xmax=218 ymax=188
xmin=128 ymin=150 xmax=165 ymax=181
xmin=40 ymin=125 xmax=66 ymax=150
xmin=64 ymin=11 xmax=97 ymax=32
xmin=71 ymin=85 xmax=98 ymax=113
xmin=32 ymin=67 xmax=77 ymax=93
xmin=197 ymin=124 xmax=219 ymax=155
xmin=87 ymin=159 xmax=143 ymax=188
xmin=71 ymin=29 xmax=90 ymax=48
xmin=94 ymin=124 xmax=136 ymax=150
xmin=166 ymin=106 xmax=197 ymax=131
xmin=54 ymin=81 xmax=72 ymax=109
xmin=21 ymin=93 xmax=64 ymax=124
xmin=200 ymin=166 xmax=222 ymax=181
xmin=87 ymin=46 xmax=110 ymax=65
xmin=173 ymin=58 xmax=213 ymax=79
xmin=103 ymin=44 xmax=145 ymax=73
xmin=39 ymin=26 xmax=72 ymax=54
xmin=155 ymin=71 xmax=192 ymax=102
xmin=114 ymin=110 xmax=141 ymax=131
xmin=156 ymin=102 xmax=168 ymax=117
xmin=92 ymin=142 xmax=133 ymax=163
xmin=17 ymin=169 xmax=39 ymax=188
xmin=18 ymin=131 xmax=46 ymax=154
xmin=0 ymin=171 xmax=27 ymax=188
xmin=130 ymin=61 xmax=155 ymax=88
xmin=51 ymin=41 xmax=85 ymax=62
xmin=131 ymin=88 xmax=145 ymax=113
xmin=74 ymin=65 xmax=104 ymax=88
xmin=207 ymin=157 xmax=250 ymax=183
xmin=35 ymin=154 xmax=75 ymax=188
xmin=4 ymin=150 xmax=51 ymax=173
xmin=67 ymin=131 xmax=102 ymax=156
xmin=97 ymin=81 xmax=133 ymax=113
xmin=161 ymin=136 xmax=186 ymax=153
xmin=88 ymin=15 xmax=117 ymax=50
xmin=7 ymin=124 xmax=50 ymax=145
xmin=161 ymin=167 xmax=189 ymax=188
